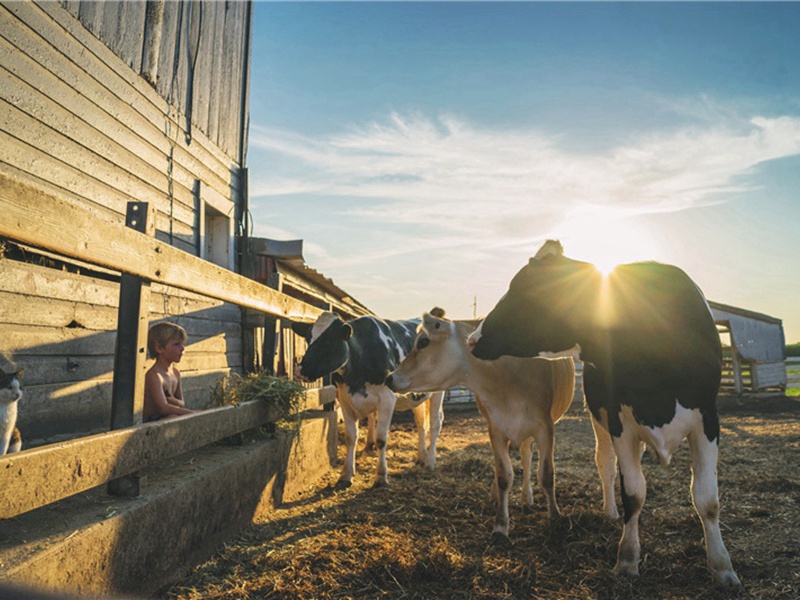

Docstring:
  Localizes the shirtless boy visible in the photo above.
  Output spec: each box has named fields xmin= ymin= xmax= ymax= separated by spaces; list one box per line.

xmin=144 ymin=322 xmax=196 ymax=422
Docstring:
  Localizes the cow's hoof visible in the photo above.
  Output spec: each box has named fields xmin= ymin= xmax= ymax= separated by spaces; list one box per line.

xmin=714 ymin=570 xmax=743 ymax=591
xmin=334 ymin=480 xmax=352 ymax=490
xmin=490 ymin=531 xmax=512 ymax=548
xmin=372 ymin=479 xmax=389 ymax=489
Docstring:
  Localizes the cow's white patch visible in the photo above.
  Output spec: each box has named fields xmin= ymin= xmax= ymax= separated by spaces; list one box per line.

xmin=467 ymin=320 xmax=483 ymax=349
xmin=538 ymin=343 xmax=582 ymax=361
xmin=374 ymin=321 xmax=405 ymax=362
xmin=310 ymin=311 xmax=339 ymax=344
xmin=619 ymin=402 xmax=702 ymax=466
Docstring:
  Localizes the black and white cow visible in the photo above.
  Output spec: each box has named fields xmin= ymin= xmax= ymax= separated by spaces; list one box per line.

xmin=469 ymin=240 xmax=741 ymax=589
xmin=295 ymin=312 xmax=444 ymax=488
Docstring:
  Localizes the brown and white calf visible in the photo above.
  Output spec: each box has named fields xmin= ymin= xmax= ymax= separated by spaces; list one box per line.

xmin=386 ymin=308 xmax=576 ymax=543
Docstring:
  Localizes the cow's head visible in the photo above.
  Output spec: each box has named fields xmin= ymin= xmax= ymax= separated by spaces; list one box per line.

xmin=295 ymin=312 xmax=352 ymax=381
xmin=469 ymin=240 xmax=595 ymax=360
xmin=386 ymin=308 xmax=471 ymax=393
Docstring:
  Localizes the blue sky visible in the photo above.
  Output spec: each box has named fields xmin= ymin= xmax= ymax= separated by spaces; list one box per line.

xmin=246 ymin=2 xmax=800 ymax=343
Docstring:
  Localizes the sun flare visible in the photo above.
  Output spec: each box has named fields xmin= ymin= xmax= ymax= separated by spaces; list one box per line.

xmin=554 ymin=215 xmax=663 ymax=274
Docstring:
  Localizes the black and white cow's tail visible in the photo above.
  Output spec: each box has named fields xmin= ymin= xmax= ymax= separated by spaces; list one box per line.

xmin=549 ymin=357 xmax=576 ymax=424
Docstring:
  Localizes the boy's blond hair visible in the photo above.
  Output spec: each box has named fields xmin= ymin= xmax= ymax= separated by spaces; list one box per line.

xmin=147 ymin=322 xmax=188 ymax=359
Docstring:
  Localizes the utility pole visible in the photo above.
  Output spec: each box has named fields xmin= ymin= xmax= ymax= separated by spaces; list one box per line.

xmin=473 ymin=296 xmax=477 ymax=319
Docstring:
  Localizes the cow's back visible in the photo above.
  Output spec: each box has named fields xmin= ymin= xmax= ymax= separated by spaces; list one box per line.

xmin=583 ymin=262 xmax=722 ymax=435
xmin=344 ymin=317 xmax=419 ymax=394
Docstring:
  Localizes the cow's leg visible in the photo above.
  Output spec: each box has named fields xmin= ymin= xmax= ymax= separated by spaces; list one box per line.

xmin=410 ymin=401 xmax=430 ymax=466
xmin=425 ymin=391 xmax=444 ymax=470
xmin=533 ymin=420 xmax=560 ymax=519
xmin=590 ymin=413 xmax=620 ymax=519
xmin=373 ymin=387 xmax=397 ymax=487
xmin=520 ymin=437 xmax=534 ymax=509
xmin=337 ymin=404 xmax=359 ymax=488
xmin=688 ymin=427 xmax=741 ymax=589
xmin=364 ymin=413 xmax=377 ymax=452
xmin=488 ymin=425 xmax=514 ymax=544
xmin=613 ymin=430 xmax=646 ymax=577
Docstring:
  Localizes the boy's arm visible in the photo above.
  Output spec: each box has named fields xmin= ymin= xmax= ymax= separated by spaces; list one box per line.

xmin=166 ymin=369 xmax=186 ymax=407
xmin=146 ymin=370 xmax=193 ymax=416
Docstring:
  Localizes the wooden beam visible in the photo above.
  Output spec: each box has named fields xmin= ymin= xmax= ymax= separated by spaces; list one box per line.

xmin=0 ymin=173 xmax=322 ymax=322
xmin=110 ymin=202 xmax=154 ymax=430
xmin=107 ymin=202 xmax=154 ymax=496
xmin=0 ymin=386 xmax=335 ymax=519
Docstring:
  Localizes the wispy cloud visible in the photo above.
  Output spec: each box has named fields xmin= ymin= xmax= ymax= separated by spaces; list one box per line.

xmin=250 ymin=110 xmax=800 ymax=243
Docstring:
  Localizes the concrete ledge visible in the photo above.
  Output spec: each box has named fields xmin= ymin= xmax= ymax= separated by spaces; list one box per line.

xmin=0 ymin=410 xmax=337 ymax=597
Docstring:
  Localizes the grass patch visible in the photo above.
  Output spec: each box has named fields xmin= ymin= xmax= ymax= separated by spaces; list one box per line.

xmin=208 ymin=372 xmax=305 ymax=412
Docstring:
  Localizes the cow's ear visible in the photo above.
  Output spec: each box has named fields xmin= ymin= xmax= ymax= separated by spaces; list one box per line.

xmin=532 ymin=239 xmax=563 ymax=262
xmin=430 ymin=307 xmax=446 ymax=318
xmin=341 ymin=323 xmax=353 ymax=341
xmin=291 ymin=321 xmax=313 ymax=340
xmin=15 ymin=368 xmax=24 ymax=378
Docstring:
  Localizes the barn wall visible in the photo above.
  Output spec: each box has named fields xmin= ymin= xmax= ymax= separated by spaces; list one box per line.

xmin=0 ymin=1 xmax=249 ymax=254
xmin=0 ymin=1 xmax=252 ymax=445
xmin=59 ymin=0 xmax=250 ymax=161
xmin=0 ymin=259 xmax=241 ymax=445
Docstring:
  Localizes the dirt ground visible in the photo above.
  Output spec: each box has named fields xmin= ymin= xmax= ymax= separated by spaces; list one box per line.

xmin=164 ymin=394 xmax=800 ymax=600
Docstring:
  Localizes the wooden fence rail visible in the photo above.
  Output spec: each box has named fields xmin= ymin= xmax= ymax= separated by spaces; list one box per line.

xmin=0 ymin=387 xmax=334 ymax=520
xmin=0 ymin=173 xmax=330 ymax=517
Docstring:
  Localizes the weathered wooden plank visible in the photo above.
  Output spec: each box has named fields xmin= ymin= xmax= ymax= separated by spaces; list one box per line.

xmin=36 ymin=0 xmax=242 ymax=171
xmin=191 ymin=0 xmax=212 ymax=138
xmin=0 ymin=258 xmax=242 ymax=325
xmin=205 ymin=0 xmax=226 ymax=145
xmin=141 ymin=0 xmax=164 ymax=84
xmin=117 ymin=0 xmax=146 ymax=72
xmin=216 ymin=1 xmax=235 ymax=155
xmin=0 ymin=173 xmax=323 ymax=322
xmin=155 ymin=0 xmax=181 ymax=103
xmin=110 ymin=203 xmax=153 ymax=436
xmin=0 ymin=87 xmax=195 ymax=227
xmin=6 ymin=2 xmax=240 ymax=191
xmin=0 ymin=27 xmax=199 ymax=212
xmin=0 ymin=325 xmax=117 ymax=357
xmin=0 ymin=387 xmax=336 ymax=519
xmin=77 ymin=0 xmax=104 ymax=35
xmin=0 ymin=290 xmax=120 ymax=330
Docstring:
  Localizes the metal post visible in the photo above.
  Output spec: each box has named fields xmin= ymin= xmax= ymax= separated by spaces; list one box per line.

xmin=108 ymin=202 xmax=153 ymax=497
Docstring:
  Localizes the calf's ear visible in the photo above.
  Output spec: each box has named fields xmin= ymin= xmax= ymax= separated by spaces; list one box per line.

xmin=341 ymin=323 xmax=353 ymax=341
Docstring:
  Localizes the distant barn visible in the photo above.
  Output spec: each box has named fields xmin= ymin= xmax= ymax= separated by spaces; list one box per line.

xmin=710 ymin=301 xmax=787 ymax=393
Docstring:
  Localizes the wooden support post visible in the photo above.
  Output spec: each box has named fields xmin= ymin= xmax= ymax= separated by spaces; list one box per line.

xmin=108 ymin=202 xmax=154 ymax=497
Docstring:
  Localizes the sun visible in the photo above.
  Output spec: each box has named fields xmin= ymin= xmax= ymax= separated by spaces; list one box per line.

xmin=553 ymin=215 xmax=663 ymax=274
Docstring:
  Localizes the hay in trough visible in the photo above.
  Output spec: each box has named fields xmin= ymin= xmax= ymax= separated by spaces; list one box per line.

xmin=165 ymin=394 xmax=800 ymax=599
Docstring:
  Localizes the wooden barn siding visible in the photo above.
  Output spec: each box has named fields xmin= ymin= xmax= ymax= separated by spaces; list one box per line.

xmin=59 ymin=0 xmax=248 ymax=161
xmin=0 ymin=2 xmax=246 ymax=254
xmin=0 ymin=259 xmax=241 ymax=445
xmin=0 ymin=1 xmax=251 ymax=444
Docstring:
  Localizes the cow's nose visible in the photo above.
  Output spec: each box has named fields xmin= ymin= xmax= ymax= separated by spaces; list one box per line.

xmin=385 ymin=374 xmax=395 ymax=391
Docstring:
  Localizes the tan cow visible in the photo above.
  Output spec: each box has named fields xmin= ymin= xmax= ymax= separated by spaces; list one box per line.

xmin=386 ymin=308 xmax=575 ymax=543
